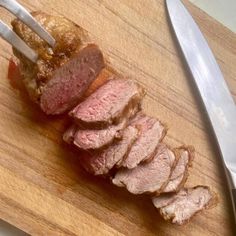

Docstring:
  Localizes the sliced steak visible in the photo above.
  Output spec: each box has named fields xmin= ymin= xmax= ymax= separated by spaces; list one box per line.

xmin=80 ymin=125 xmax=139 ymax=175
xmin=162 ymin=147 xmax=194 ymax=193
xmin=153 ymin=186 xmax=217 ymax=225
xmin=120 ymin=113 xmax=166 ymax=169
xmin=112 ymin=144 xmax=176 ymax=194
xmin=70 ymin=78 xmax=145 ymax=128
xmin=12 ymin=11 xmax=105 ymax=114
xmin=64 ymin=119 xmax=126 ymax=150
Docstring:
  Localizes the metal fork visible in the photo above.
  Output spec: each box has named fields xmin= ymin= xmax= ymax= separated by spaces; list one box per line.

xmin=0 ymin=0 xmax=55 ymax=63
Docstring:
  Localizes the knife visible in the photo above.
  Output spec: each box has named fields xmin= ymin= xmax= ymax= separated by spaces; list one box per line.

xmin=166 ymin=0 xmax=236 ymax=222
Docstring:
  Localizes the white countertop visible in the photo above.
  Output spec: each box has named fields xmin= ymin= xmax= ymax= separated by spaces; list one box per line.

xmin=190 ymin=0 xmax=236 ymax=32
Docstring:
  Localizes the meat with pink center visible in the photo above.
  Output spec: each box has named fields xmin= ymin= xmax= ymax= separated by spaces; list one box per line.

xmin=120 ymin=113 xmax=166 ymax=169
xmin=70 ymin=78 xmax=145 ymax=128
xmin=80 ymin=125 xmax=139 ymax=175
xmin=112 ymin=144 xmax=176 ymax=194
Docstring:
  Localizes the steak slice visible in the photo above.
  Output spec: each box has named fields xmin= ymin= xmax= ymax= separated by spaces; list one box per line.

xmin=12 ymin=11 xmax=105 ymax=114
xmin=69 ymin=78 xmax=145 ymax=128
xmin=80 ymin=125 xmax=139 ymax=175
xmin=74 ymin=120 xmax=126 ymax=150
xmin=120 ymin=113 xmax=166 ymax=169
xmin=112 ymin=144 xmax=176 ymax=194
xmin=162 ymin=147 xmax=194 ymax=193
xmin=152 ymin=186 xmax=217 ymax=225
xmin=64 ymin=119 xmax=126 ymax=150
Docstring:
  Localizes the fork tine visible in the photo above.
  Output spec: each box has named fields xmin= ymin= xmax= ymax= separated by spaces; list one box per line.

xmin=0 ymin=20 xmax=38 ymax=62
xmin=0 ymin=0 xmax=55 ymax=47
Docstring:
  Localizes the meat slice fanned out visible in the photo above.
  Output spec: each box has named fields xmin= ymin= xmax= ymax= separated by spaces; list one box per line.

xmin=12 ymin=11 xmax=105 ymax=114
xmin=70 ymin=78 xmax=145 ymax=128
xmin=80 ymin=125 xmax=139 ymax=175
xmin=64 ymin=119 xmax=126 ymax=150
xmin=163 ymin=147 xmax=194 ymax=193
xmin=112 ymin=144 xmax=176 ymax=194
xmin=120 ymin=113 xmax=166 ymax=169
xmin=152 ymin=186 xmax=217 ymax=225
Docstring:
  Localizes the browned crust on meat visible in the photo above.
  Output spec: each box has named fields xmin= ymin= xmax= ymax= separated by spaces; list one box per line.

xmin=11 ymin=11 xmax=89 ymax=102
xmin=159 ymin=185 xmax=218 ymax=225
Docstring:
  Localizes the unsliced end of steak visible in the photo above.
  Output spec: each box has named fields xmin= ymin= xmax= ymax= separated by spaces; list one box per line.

xmin=120 ymin=112 xmax=167 ymax=169
xmin=80 ymin=125 xmax=139 ymax=175
xmin=12 ymin=11 xmax=105 ymax=115
xmin=72 ymin=119 xmax=126 ymax=150
xmin=112 ymin=144 xmax=176 ymax=194
xmin=162 ymin=146 xmax=194 ymax=193
xmin=153 ymin=186 xmax=218 ymax=225
xmin=69 ymin=78 xmax=145 ymax=128
xmin=40 ymin=44 xmax=105 ymax=114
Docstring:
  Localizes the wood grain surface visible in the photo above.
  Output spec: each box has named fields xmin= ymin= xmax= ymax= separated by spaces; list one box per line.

xmin=0 ymin=0 xmax=235 ymax=235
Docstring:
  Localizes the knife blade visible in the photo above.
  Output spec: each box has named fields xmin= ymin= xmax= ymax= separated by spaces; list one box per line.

xmin=166 ymin=0 xmax=236 ymax=221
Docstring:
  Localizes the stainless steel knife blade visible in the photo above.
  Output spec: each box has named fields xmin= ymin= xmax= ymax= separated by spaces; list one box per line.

xmin=166 ymin=0 xmax=236 ymax=221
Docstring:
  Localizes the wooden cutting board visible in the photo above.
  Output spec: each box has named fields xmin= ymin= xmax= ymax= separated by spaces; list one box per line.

xmin=0 ymin=0 xmax=235 ymax=235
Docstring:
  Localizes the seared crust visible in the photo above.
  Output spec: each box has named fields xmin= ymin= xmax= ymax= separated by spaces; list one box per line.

xmin=11 ymin=11 xmax=89 ymax=101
